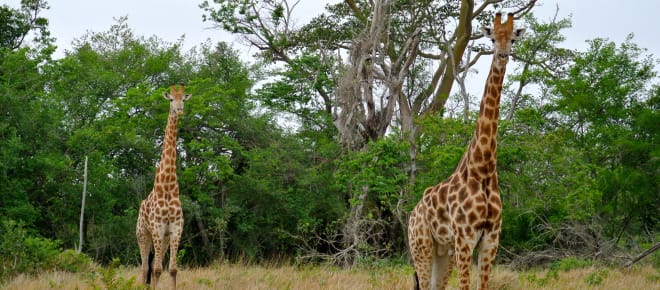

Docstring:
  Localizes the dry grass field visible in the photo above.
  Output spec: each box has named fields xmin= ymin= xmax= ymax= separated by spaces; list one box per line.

xmin=2 ymin=262 xmax=658 ymax=290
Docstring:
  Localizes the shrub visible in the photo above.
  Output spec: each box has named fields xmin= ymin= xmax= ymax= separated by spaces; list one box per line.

xmin=0 ymin=219 xmax=93 ymax=282
xmin=53 ymin=249 xmax=93 ymax=273
xmin=0 ymin=220 xmax=60 ymax=280
xmin=585 ymin=268 xmax=608 ymax=286
xmin=552 ymin=257 xmax=593 ymax=271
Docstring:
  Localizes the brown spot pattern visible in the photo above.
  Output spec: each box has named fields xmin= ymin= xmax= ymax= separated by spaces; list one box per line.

xmin=408 ymin=13 xmax=516 ymax=290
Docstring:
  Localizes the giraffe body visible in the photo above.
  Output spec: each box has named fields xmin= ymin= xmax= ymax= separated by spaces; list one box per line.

xmin=136 ymin=84 xmax=191 ymax=289
xmin=408 ymin=13 xmax=524 ymax=290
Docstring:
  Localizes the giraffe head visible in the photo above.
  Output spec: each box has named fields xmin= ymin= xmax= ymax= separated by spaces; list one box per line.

xmin=481 ymin=12 xmax=525 ymax=63
xmin=163 ymin=83 xmax=192 ymax=116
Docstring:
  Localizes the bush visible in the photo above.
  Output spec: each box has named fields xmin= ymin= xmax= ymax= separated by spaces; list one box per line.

xmin=0 ymin=219 xmax=92 ymax=281
xmin=0 ymin=220 xmax=58 ymax=280
xmin=552 ymin=257 xmax=593 ymax=271
xmin=52 ymin=249 xmax=93 ymax=273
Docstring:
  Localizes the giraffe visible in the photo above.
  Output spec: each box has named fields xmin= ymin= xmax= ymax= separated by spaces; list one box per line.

xmin=136 ymin=84 xmax=191 ymax=289
xmin=408 ymin=13 xmax=524 ymax=290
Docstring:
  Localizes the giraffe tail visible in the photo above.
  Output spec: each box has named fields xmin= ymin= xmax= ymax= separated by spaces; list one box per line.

xmin=413 ymin=271 xmax=420 ymax=290
xmin=146 ymin=249 xmax=154 ymax=284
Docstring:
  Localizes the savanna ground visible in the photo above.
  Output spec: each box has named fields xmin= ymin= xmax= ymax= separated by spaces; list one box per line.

xmin=3 ymin=261 xmax=659 ymax=290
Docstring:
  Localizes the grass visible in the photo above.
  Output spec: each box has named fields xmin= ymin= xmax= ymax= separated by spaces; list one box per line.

xmin=2 ymin=261 xmax=658 ymax=290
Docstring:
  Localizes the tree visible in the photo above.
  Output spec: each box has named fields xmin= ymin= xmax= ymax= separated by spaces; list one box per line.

xmin=503 ymin=9 xmax=573 ymax=120
xmin=547 ymin=35 xmax=658 ymax=246
xmin=42 ymin=18 xmax=191 ymax=261
xmin=0 ymin=0 xmax=61 ymax=231
xmin=201 ymin=0 xmax=541 ymax=265
xmin=201 ymin=0 xmax=538 ymax=148
xmin=0 ymin=0 xmax=52 ymax=50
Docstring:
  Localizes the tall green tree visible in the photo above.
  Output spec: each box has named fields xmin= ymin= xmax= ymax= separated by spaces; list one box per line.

xmin=0 ymin=0 xmax=61 ymax=231
xmin=43 ymin=18 xmax=191 ymax=261
xmin=547 ymin=36 xmax=658 ymax=245
xmin=0 ymin=0 xmax=52 ymax=50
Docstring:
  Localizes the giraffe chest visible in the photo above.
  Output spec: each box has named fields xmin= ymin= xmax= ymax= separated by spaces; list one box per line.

xmin=140 ymin=187 xmax=183 ymax=221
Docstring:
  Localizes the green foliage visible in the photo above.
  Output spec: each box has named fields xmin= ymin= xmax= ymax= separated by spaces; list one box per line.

xmin=525 ymin=269 xmax=558 ymax=287
xmin=255 ymin=53 xmax=336 ymax=130
xmin=91 ymin=258 xmax=138 ymax=290
xmin=1 ymin=0 xmax=658 ymax=275
xmin=551 ymin=257 xmax=593 ymax=271
xmin=53 ymin=249 xmax=93 ymax=273
xmin=546 ymin=35 xmax=658 ymax=242
xmin=334 ymin=137 xmax=409 ymax=213
xmin=0 ymin=0 xmax=53 ymax=49
xmin=0 ymin=220 xmax=66 ymax=281
xmin=413 ymin=115 xmax=473 ymax=201
xmin=585 ymin=268 xmax=608 ymax=286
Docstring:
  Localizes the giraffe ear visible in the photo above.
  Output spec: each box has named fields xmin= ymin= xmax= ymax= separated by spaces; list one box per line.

xmin=513 ymin=28 xmax=526 ymax=39
xmin=481 ymin=27 xmax=493 ymax=39
xmin=163 ymin=92 xmax=172 ymax=100
xmin=183 ymin=94 xmax=192 ymax=101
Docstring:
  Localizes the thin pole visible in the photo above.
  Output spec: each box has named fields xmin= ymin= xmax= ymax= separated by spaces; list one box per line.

xmin=77 ymin=156 xmax=88 ymax=253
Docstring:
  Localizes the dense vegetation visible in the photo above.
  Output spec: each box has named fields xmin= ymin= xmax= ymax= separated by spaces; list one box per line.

xmin=1 ymin=0 xmax=657 ymax=282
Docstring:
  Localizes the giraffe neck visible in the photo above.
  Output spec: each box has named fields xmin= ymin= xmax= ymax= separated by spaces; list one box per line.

xmin=156 ymin=112 xmax=179 ymax=184
xmin=463 ymin=57 xmax=507 ymax=178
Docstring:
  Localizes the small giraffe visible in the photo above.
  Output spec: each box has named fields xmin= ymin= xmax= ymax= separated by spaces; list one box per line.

xmin=136 ymin=84 xmax=191 ymax=289
xmin=408 ymin=13 xmax=524 ymax=290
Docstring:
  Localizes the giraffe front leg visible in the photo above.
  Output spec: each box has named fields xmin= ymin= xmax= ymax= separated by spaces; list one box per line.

xmin=151 ymin=231 xmax=166 ymax=289
xmin=168 ymin=220 xmax=183 ymax=289
xmin=477 ymin=229 xmax=501 ymax=290
xmin=454 ymin=236 xmax=474 ymax=290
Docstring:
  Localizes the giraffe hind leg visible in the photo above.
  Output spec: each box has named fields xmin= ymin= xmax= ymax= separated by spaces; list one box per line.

xmin=136 ymin=224 xmax=152 ymax=285
xmin=413 ymin=271 xmax=420 ymax=290
xmin=409 ymin=223 xmax=433 ymax=289
xmin=476 ymin=230 xmax=500 ymax=290
xmin=146 ymin=248 xmax=154 ymax=284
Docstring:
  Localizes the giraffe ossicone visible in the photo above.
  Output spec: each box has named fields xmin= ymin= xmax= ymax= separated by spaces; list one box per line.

xmin=408 ymin=13 xmax=524 ymax=290
xmin=136 ymin=83 xmax=191 ymax=289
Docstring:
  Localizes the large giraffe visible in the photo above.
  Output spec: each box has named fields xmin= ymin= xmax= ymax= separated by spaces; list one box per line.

xmin=136 ymin=84 xmax=191 ymax=289
xmin=408 ymin=13 xmax=524 ymax=290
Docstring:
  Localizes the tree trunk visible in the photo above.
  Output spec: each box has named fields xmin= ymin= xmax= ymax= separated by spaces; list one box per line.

xmin=624 ymin=242 xmax=660 ymax=268
xmin=428 ymin=0 xmax=474 ymax=114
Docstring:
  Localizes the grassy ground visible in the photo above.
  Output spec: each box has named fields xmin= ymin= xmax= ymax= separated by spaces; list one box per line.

xmin=2 ymin=262 xmax=659 ymax=290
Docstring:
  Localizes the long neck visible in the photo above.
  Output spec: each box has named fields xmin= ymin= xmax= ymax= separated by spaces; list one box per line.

xmin=462 ymin=56 xmax=507 ymax=177
xmin=157 ymin=113 xmax=179 ymax=180
xmin=475 ymin=57 xmax=506 ymax=144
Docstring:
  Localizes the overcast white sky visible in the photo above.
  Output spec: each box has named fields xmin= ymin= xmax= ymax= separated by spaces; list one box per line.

xmin=2 ymin=0 xmax=655 ymax=59
xmin=4 ymin=0 xmax=659 ymax=95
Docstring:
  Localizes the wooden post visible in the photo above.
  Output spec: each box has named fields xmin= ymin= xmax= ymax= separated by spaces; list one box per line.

xmin=77 ymin=156 xmax=88 ymax=253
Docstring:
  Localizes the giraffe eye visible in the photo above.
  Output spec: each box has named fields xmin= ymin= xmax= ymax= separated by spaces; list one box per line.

xmin=490 ymin=39 xmax=495 ymax=43
xmin=511 ymin=39 xmax=516 ymax=44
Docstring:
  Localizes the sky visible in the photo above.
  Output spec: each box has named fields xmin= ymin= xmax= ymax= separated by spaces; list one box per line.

xmin=4 ymin=0 xmax=659 ymax=91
